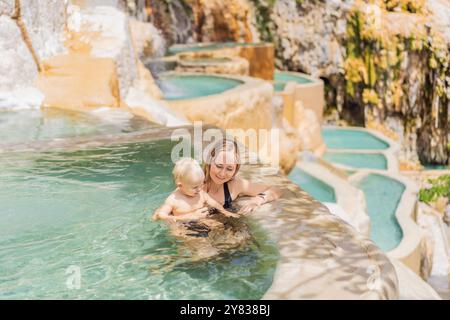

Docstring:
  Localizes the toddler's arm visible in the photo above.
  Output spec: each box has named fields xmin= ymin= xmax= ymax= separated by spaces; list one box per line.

xmin=153 ymin=197 xmax=209 ymax=222
xmin=152 ymin=202 xmax=174 ymax=221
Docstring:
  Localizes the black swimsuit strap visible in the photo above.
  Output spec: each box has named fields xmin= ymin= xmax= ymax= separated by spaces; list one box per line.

xmin=223 ymin=182 xmax=232 ymax=209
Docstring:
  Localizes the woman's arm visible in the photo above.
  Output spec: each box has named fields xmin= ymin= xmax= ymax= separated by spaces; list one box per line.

xmin=234 ymin=177 xmax=282 ymax=214
xmin=203 ymin=192 xmax=240 ymax=218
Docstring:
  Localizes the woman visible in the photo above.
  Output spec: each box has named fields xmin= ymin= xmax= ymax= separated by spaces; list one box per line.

xmin=202 ymin=138 xmax=281 ymax=215
xmin=166 ymin=138 xmax=281 ymax=259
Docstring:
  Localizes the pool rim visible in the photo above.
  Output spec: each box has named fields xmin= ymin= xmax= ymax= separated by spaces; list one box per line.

xmin=167 ymin=41 xmax=274 ymax=56
xmin=158 ymin=72 xmax=246 ymax=101
xmin=293 ymin=159 xmax=371 ymax=237
xmin=349 ymin=170 xmax=423 ymax=274
xmin=158 ymin=71 xmax=263 ymax=103
xmin=323 ymin=125 xmax=399 ymax=154
xmin=323 ymin=150 xmax=397 ymax=172
xmin=274 ymin=70 xmax=322 ymax=89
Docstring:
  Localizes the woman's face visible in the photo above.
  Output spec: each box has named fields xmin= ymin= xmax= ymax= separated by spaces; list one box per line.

xmin=209 ymin=151 xmax=237 ymax=185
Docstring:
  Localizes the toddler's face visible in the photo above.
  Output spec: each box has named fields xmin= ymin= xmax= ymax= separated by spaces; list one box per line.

xmin=179 ymin=176 xmax=204 ymax=197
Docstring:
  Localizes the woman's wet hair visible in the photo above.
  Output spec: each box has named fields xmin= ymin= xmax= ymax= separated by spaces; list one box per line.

xmin=203 ymin=138 xmax=241 ymax=191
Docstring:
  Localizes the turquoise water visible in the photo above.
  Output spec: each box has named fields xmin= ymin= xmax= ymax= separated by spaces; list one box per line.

xmin=273 ymin=81 xmax=287 ymax=92
xmin=0 ymin=109 xmax=155 ymax=145
xmin=0 ymin=140 xmax=278 ymax=299
xmin=168 ymin=42 xmax=265 ymax=55
xmin=324 ymin=152 xmax=388 ymax=170
xmin=355 ymin=174 xmax=404 ymax=251
xmin=288 ymin=168 xmax=336 ymax=203
xmin=424 ymin=164 xmax=449 ymax=170
xmin=322 ymin=128 xmax=389 ymax=150
xmin=274 ymin=72 xmax=313 ymax=84
xmin=158 ymin=75 xmax=243 ymax=100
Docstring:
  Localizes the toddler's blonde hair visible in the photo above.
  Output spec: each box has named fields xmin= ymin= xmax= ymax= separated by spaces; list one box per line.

xmin=172 ymin=158 xmax=205 ymax=184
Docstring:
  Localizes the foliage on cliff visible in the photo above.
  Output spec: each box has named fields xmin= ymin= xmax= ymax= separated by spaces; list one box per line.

xmin=419 ymin=174 xmax=450 ymax=204
xmin=343 ymin=0 xmax=449 ymax=164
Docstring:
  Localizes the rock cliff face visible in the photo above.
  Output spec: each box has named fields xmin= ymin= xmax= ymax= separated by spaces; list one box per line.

xmin=271 ymin=0 xmax=353 ymax=77
xmin=269 ymin=0 xmax=449 ymax=166
xmin=0 ymin=0 xmax=67 ymax=109
xmin=0 ymin=0 xmax=185 ymax=126
xmin=129 ymin=0 xmax=449 ymax=166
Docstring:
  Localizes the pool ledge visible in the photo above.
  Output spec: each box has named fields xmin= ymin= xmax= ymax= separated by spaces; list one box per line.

xmin=275 ymin=71 xmax=325 ymax=124
xmin=161 ymin=72 xmax=273 ymax=132
xmin=240 ymin=166 xmax=399 ymax=299
xmin=323 ymin=125 xmax=400 ymax=154
xmin=294 ymin=160 xmax=371 ymax=237
xmin=324 ymin=149 xmax=399 ymax=172
xmin=349 ymin=170 xmax=423 ymax=275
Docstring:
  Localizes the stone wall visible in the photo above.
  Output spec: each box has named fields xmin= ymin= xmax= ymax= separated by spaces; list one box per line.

xmin=134 ymin=0 xmax=449 ymax=166
xmin=0 ymin=0 xmax=66 ymax=109
xmin=0 ymin=0 xmax=186 ymax=126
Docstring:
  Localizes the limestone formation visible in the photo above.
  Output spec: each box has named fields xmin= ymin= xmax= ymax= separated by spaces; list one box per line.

xmin=66 ymin=4 xmax=139 ymax=100
xmin=176 ymin=55 xmax=249 ymax=76
xmin=129 ymin=18 xmax=166 ymax=59
xmin=0 ymin=15 xmax=42 ymax=109
xmin=293 ymin=101 xmax=326 ymax=157
xmin=0 ymin=15 xmax=38 ymax=91
xmin=271 ymin=0 xmax=353 ymax=77
xmin=187 ymin=0 xmax=260 ymax=43
xmin=18 ymin=0 xmax=67 ymax=61
xmin=0 ymin=0 xmax=15 ymax=17
xmin=36 ymin=52 xmax=121 ymax=110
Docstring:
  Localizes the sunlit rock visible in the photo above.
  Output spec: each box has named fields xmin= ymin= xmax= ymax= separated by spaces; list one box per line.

xmin=427 ymin=0 xmax=450 ymax=44
xmin=187 ymin=0 xmax=260 ymax=43
xmin=124 ymin=86 xmax=188 ymax=127
xmin=390 ymin=258 xmax=442 ymax=299
xmin=0 ymin=0 xmax=15 ymax=17
xmin=0 ymin=15 xmax=40 ymax=109
xmin=129 ymin=18 xmax=166 ymax=59
xmin=271 ymin=0 xmax=353 ymax=77
xmin=293 ymin=101 xmax=326 ymax=156
xmin=0 ymin=15 xmax=39 ymax=91
xmin=18 ymin=0 xmax=67 ymax=61
xmin=176 ymin=55 xmax=249 ymax=77
xmin=36 ymin=53 xmax=120 ymax=110
xmin=0 ymin=87 xmax=44 ymax=110
xmin=66 ymin=4 xmax=138 ymax=99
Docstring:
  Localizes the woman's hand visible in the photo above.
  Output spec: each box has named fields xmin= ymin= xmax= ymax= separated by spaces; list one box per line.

xmin=191 ymin=206 xmax=210 ymax=219
xmin=238 ymin=196 xmax=264 ymax=215
xmin=221 ymin=210 xmax=240 ymax=218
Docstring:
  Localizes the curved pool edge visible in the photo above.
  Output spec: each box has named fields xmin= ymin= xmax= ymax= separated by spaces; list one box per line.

xmin=240 ymin=166 xmax=399 ymax=299
xmin=169 ymin=42 xmax=275 ymax=80
xmin=323 ymin=150 xmax=398 ymax=172
xmin=294 ymin=160 xmax=371 ymax=237
xmin=349 ymin=170 xmax=423 ymax=275
xmin=275 ymin=71 xmax=325 ymax=124
xmin=161 ymin=72 xmax=273 ymax=131
xmin=323 ymin=125 xmax=400 ymax=154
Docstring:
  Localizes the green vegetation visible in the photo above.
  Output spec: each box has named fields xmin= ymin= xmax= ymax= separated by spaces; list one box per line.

xmin=344 ymin=1 xmax=449 ymax=120
xmin=419 ymin=175 xmax=450 ymax=204
xmin=249 ymin=0 xmax=277 ymax=42
xmin=383 ymin=0 xmax=427 ymax=13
